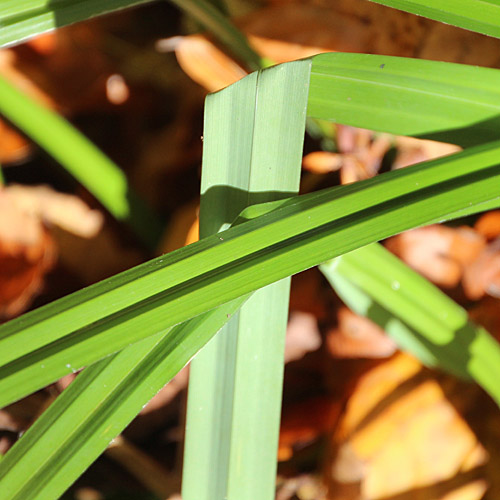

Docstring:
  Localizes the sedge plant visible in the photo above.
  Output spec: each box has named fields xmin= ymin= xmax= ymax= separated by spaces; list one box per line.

xmin=0 ymin=1 xmax=499 ymax=499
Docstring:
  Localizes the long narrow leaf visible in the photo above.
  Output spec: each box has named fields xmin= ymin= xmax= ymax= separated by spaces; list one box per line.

xmin=0 ymin=296 xmax=247 ymax=500
xmin=0 ymin=0 xmax=261 ymax=71
xmin=0 ymin=0 xmax=153 ymax=47
xmin=1 ymin=158 xmax=499 ymax=500
xmin=168 ymin=0 xmax=262 ymax=70
xmin=367 ymin=0 xmax=500 ymax=39
xmin=0 ymin=75 xmax=161 ymax=248
xmin=0 ymin=139 xmax=499 ymax=407
xmin=309 ymin=53 xmax=500 ymax=146
xmin=183 ymin=59 xmax=310 ymax=500
xmin=320 ymin=243 xmax=500 ymax=405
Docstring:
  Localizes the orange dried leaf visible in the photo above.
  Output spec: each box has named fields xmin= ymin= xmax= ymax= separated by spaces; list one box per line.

xmin=0 ymin=118 xmax=31 ymax=165
xmin=289 ymin=269 xmax=327 ymax=320
xmin=462 ymin=240 xmax=500 ymax=300
xmin=474 ymin=211 xmax=500 ymax=241
xmin=7 ymin=185 xmax=104 ymax=238
xmin=469 ymin=297 xmax=500 ymax=340
xmin=394 ymin=137 xmax=461 ymax=169
xmin=158 ymin=201 xmax=199 ymax=254
xmin=327 ymin=308 xmax=397 ymax=359
xmin=0 ymin=188 xmax=56 ymax=318
xmin=284 ymin=311 xmax=321 ymax=363
xmin=386 ymin=226 xmax=485 ymax=287
xmin=26 ymin=33 xmax=58 ymax=55
xmin=330 ymin=353 xmax=489 ymax=500
xmin=174 ymin=0 xmax=500 ymax=94
xmin=170 ymin=35 xmax=247 ymax=92
xmin=302 ymin=151 xmax=343 ymax=174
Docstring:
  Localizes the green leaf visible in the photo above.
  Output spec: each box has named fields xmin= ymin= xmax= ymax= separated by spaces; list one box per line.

xmin=2 ymin=53 xmax=500 ymax=409
xmin=320 ymin=243 xmax=500 ymax=406
xmin=167 ymin=0 xmax=262 ymax=70
xmin=0 ymin=75 xmax=161 ymax=249
xmin=1 ymin=139 xmax=499 ymax=408
xmin=309 ymin=52 xmax=500 ymax=146
xmin=183 ymin=59 xmax=310 ymax=500
xmin=1 ymin=49 xmax=500 ymax=500
xmin=0 ymin=0 xmax=154 ymax=48
xmin=0 ymin=297 xmax=247 ymax=500
xmin=0 ymin=0 xmax=262 ymax=70
xmin=367 ymin=0 xmax=500 ymax=39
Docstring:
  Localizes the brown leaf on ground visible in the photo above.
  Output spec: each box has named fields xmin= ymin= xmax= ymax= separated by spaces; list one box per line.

xmin=303 ymin=126 xmax=392 ymax=182
xmin=52 ymin=223 xmax=143 ymax=285
xmin=7 ymin=184 xmax=103 ymax=238
xmin=0 ymin=187 xmax=56 ymax=318
xmin=462 ymin=238 xmax=500 ymax=300
xmin=0 ymin=117 xmax=31 ymax=165
xmin=328 ymin=353 xmax=490 ymax=500
xmin=0 ymin=392 xmax=48 ymax=454
xmin=474 ymin=211 xmax=500 ymax=241
xmin=25 ymin=33 xmax=58 ymax=56
xmin=10 ymin=24 xmax=114 ymax=114
xmin=302 ymin=151 xmax=343 ymax=175
xmin=244 ymin=1 xmax=500 ymax=66
xmin=3 ymin=184 xmax=140 ymax=287
xmin=327 ymin=308 xmax=397 ymax=359
xmin=164 ymin=35 xmax=247 ymax=92
xmin=285 ymin=311 xmax=322 ymax=363
xmin=385 ymin=226 xmax=486 ymax=288
xmin=393 ymin=137 xmax=461 ymax=169
xmin=140 ymin=366 xmax=189 ymax=415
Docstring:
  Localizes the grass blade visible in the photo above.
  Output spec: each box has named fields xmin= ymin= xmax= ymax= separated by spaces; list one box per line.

xmin=367 ymin=0 xmax=500 ymax=39
xmin=0 ymin=75 xmax=161 ymax=248
xmin=320 ymin=243 xmax=500 ymax=405
xmin=0 ymin=0 xmax=153 ymax=47
xmin=168 ymin=0 xmax=262 ymax=70
xmin=309 ymin=52 xmax=500 ymax=146
xmin=0 ymin=0 xmax=261 ymax=72
xmin=0 ymin=297 xmax=247 ymax=500
xmin=0 ymin=140 xmax=499 ymax=407
xmin=2 ymin=53 xmax=500 ymax=407
xmin=183 ymin=60 xmax=310 ymax=500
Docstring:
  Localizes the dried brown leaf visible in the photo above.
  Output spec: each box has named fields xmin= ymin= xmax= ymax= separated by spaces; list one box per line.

xmin=327 ymin=308 xmax=397 ymax=359
xmin=329 ymin=354 xmax=489 ymax=500
xmin=385 ymin=226 xmax=486 ymax=288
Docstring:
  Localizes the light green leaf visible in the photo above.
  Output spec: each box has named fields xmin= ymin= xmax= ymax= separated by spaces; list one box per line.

xmin=168 ymin=0 xmax=262 ymax=69
xmin=0 ymin=75 xmax=161 ymax=248
xmin=0 ymin=297 xmax=247 ymax=500
xmin=183 ymin=59 xmax=310 ymax=500
xmin=321 ymin=243 xmax=500 ymax=406
xmin=1 ymin=138 xmax=499 ymax=408
xmin=0 ymin=0 xmax=153 ymax=47
xmin=367 ymin=0 xmax=500 ymax=39
xmin=309 ymin=52 xmax=500 ymax=146
xmin=0 ymin=0 xmax=261 ymax=70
